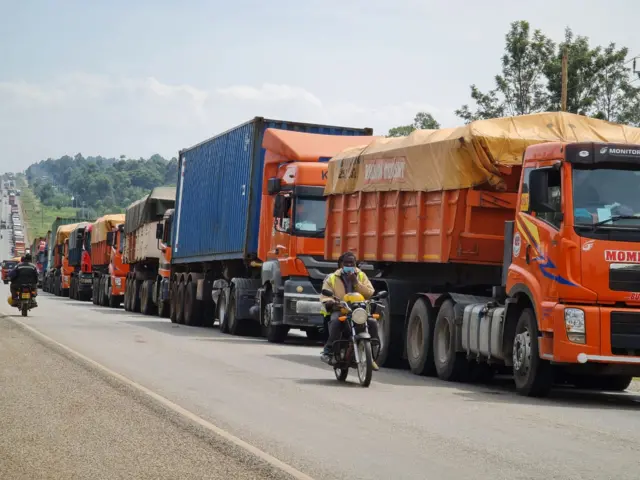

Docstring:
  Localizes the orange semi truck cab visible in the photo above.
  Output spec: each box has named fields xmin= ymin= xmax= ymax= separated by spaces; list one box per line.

xmin=503 ymin=142 xmax=640 ymax=387
xmin=252 ymin=130 xmax=378 ymax=342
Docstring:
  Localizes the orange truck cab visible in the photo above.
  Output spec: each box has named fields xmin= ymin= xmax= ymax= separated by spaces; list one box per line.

xmin=155 ymin=210 xmax=173 ymax=318
xmin=103 ymin=223 xmax=130 ymax=306
xmin=61 ymin=239 xmax=72 ymax=296
xmin=325 ymin=112 xmax=640 ymax=397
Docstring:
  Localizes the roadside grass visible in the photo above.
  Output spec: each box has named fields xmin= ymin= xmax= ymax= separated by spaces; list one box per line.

xmin=18 ymin=182 xmax=77 ymax=243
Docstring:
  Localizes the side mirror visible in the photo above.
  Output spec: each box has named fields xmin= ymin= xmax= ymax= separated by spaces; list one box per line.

xmin=155 ymin=223 xmax=164 ymax=240
xmin=106 ymin=232 xmax=115 ymax=246
xmin=321 ymin=289 xmax=334 ymax=298
xmin=529 ymin=169 xmax=551 ymax=212
xmin=375 ymin=291 xmax=389 ymax=300
xmin=267 ymin=177 xmax=281 ymax=195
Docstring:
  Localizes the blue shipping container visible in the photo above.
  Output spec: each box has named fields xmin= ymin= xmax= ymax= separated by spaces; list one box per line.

xmin=172 ymin=117 xmax=373 ymax=263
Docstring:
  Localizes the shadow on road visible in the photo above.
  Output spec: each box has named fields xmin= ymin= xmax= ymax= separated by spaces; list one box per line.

xmin=275 ymin=352 xmax=640 ymax=408
xmin=296 ymin=378 xmax=361 ymax=388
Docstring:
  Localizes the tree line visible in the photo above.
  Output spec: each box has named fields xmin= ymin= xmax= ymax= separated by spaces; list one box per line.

xmin=388 ymin=21 xmax=640 ymax=136
xmin=25 ymin=153 xmax=178 ymax=217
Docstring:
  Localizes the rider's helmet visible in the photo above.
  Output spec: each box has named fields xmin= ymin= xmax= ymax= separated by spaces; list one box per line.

xmin=23 ymin=253 xmax=32 ymax=263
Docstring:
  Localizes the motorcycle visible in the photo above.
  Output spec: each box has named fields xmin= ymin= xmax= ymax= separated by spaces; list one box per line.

xmin=321 ymin=288 xmax=388 ymax=387
xmin=13 ymin=284 xmax=37 ymax=317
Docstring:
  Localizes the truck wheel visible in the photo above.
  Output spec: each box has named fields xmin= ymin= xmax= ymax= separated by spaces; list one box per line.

xmin=406 ymin=298 xmax=436 ymax=376
xmin=267 ymin=324 xmax=289 ymax=343
xmin=141 ymin=280 xmax=155 ymax=315
xmin=227 ymin=290 xmax=248 ymax=336
xmin=184 ymin=281 xmax=203 ymax=326
xmin=92 ymin=278 xmax=98 ymax=305
xmin=375 ymin=298 xmax=403 ymax=368
xmin=70 ymin=278 xmax=75 ymax=300
xmin=124 ymin=278 xmax=131 ymax=311
xmin=132 ymin=280 xmax=142 ymax=313
xmin=169 ymin=283 xmax=177 ymax=323
xmin=108 ymin=290 xmax=120 ymax=308
xmin=217 ymin=291 xmax=228 ymax=333
xmin=433 ymin=300 xmax=469 ymax=382
xmin=175 ymin=281 xmax=185 ymax=324
xmin=512 ymin=308 xmax=553 ymax=397
xmin=157 ymin=282 xmax=170 ymax=318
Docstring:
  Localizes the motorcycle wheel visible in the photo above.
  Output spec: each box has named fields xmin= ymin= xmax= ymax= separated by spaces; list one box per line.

xmin=356 ymin=340 xmax=373 ymax=387
xmin=21 ymin=304 xmax=28 ymax=317
xmin=334 ymin=367 xmax=348 ymax=382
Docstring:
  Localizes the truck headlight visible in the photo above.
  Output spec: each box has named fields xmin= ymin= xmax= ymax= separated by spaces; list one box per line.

xmin=564 ymin=308 xmax=585 ymax=344
xmin=352 ymin=308 xmax=367 ymax=325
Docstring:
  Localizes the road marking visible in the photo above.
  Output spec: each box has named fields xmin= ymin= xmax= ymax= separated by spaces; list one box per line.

xmin=5 ymin=315 xmax=315 ymax=480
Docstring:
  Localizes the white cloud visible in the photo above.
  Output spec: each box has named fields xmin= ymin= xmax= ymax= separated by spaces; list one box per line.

xmin=0 ymin=73 xmax=455 ymax=170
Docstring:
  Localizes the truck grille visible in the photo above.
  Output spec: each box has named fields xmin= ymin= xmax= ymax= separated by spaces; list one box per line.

xmin=610 ymin=311 xmax=640 ymax=355
xmin=609 ymin=264 xmax=640 ymax=292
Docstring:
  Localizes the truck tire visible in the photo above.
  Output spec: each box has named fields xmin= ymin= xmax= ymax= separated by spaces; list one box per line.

xmin=169 ymin=282 xmax=178 ymax=323
xmin=217 ymin=291 xmax=228 ymax=333
xmin=266 ymin=323 xmax=289 ymax=343
xmin=433 ymin=300 xmax=469 ymax=382
xmin=140 ymin=279 xmax=155 ymax=315
xmin=70 ymin=278 xmax=76 ymax=300
xmin=227 ymin=290 xmax=249 ymax=336
xmin=92 ymin=278 xmax=98 ymax=305
xmin=108 ymin=289 xmax=120 ymax=308
xmin=405 ymin=298 xmax=436 ymax=376
xmin=184 ymin=281 xmax=203 ymax=326
xmin=132 ymin=280 xmax=142 ymax=312
xmin=157 ymin=281 xmax=169 ymax=318
xmin=375 ymin=298 xmax=403 ymax=368
xmin=124 ymin=278 xmax=131 ymax=311
xmin=512 ymin=308 xmax=553 ymax=397
xmin=175 ymin=281 xmax=185 ymax=324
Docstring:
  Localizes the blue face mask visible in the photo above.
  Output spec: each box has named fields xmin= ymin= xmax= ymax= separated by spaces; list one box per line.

xmin=342 ymin=266 xmax=355 ymax=275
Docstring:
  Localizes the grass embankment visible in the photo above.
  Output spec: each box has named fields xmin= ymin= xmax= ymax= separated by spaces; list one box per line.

xmin=18 ymin=180 xmax=78 ymax=243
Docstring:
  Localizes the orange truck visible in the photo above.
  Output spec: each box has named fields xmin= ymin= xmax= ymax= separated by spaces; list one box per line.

xmin=52 ymin=223 xmax=83 ymax=297
xmin=325 ymin=111 xmax=640 ymax=397
xmin=166 ymin=119 xmax=375 ymax=343
xmin=88 ymin=214 xmax=127 ymax=307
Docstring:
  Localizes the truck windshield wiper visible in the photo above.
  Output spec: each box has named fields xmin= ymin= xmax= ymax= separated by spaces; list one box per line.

xmin=593 ymin=215 xmax=640 ymax=227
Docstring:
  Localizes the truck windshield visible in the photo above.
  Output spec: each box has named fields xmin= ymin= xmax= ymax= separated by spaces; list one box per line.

xmin=573 ymin=166 xmax=640 ymax=226
xmin=293 ymin=197 xmax=326 ymax=238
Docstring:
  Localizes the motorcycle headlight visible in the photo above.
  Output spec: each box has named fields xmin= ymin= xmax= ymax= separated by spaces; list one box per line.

xmin=352 ymin=307 xmax=367 ymax=325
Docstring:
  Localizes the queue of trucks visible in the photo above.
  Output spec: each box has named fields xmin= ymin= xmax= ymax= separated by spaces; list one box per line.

xmin=35 ymin=112 xmax=640 ymax=397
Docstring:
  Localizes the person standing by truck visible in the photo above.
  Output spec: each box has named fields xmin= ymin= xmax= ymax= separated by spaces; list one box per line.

xmin=320 ymin=251 xmax=379 ymax=370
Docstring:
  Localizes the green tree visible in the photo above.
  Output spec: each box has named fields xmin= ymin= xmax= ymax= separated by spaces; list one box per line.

xmin=387 ymin=112 xmax=441 ymax=137
xmin=456 ymin=20 xmax=555 ymax=122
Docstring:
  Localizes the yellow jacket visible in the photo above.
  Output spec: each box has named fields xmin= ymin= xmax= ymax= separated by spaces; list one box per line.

xmin=320 ymin=268 xmax=375 ymax=313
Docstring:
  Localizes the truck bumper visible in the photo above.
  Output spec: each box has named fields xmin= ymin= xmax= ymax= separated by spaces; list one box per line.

xmin=548 ymin=303 xmax=640 ymax=371
xmin=282 ymin=278 xmax=325 ymax=328
xmin=78 ymin=273 xmax=93 ymax=292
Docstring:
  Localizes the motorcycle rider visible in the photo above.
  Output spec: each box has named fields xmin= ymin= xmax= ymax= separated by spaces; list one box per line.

xmin=9 ymin=253 xmax=38 ymax=304
xmin=320 ymin=251 xmax=380 ymax=370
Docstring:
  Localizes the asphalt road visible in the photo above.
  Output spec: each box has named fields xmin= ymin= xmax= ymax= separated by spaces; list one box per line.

xmin=3 ymin=190 xmax=640 ymax=479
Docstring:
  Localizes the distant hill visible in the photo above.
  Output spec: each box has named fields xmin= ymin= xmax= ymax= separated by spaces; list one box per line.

xmin=24 ymin=153 xmax=178 ymax=217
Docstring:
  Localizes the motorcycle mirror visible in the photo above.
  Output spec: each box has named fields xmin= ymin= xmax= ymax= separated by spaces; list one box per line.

xmin=375 ymin=291 xmax=389 ymax=300
xmin=321 ymin=289 xmax=334 ymax=297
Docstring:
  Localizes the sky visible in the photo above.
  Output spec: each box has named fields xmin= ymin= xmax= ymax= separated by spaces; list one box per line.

xmin=1 ymin=0 xmax=639 ymax=172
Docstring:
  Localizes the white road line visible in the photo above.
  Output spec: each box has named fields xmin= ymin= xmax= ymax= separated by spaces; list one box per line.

xmin=5 ymin=315 xmax=316 ymax=480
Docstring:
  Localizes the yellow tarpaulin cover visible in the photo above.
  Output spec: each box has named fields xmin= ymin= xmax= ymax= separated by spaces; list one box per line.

xmin=92 ymin=214 xmax=125 ymax=244
xmin=55 ymin=223 xmax=81 ymax=245
xmin=325 ymin=112 xmax=640 ymax=195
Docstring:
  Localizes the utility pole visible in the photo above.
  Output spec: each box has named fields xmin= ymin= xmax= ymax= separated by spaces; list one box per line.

xmin=561 ymin=47 xmax=569 ymax=112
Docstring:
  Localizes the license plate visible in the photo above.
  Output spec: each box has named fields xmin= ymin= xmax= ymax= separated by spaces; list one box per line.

xmin=21 ymin=293 xmax=30 ymax=299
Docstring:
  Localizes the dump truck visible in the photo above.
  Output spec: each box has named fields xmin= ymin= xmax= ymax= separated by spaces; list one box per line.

xmin=163 ymin=117 xmax=374 ymax=342
xmin=48 ymin=222 xmax=85 ymax=296
xmin=122 ymin=187 xmax=176 ymax=314
xmin=89 ymin=214 xmax=126 ymax=307
xmin=324 ymin=111 xmax=640 ymax=397
xmin=68 ymin=222 xmax=91 ymax=300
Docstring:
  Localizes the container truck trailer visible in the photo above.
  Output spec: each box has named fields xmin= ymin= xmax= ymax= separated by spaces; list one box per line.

xmin=90 ymin=214 xmax=126 ymax=307
xmin=164 ymin=117 xmax=374 ymax=342
xmin=324 ymin=111 xmax=640 ymax=397
xmin=123 ymin=187 xmax=176 ymax=314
